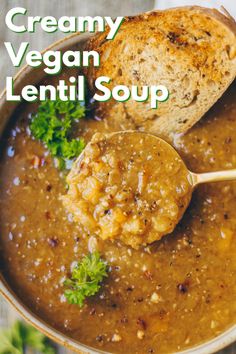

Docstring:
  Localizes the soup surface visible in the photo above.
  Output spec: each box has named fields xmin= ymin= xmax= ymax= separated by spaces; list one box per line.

xmin=0 ymin=69 xmax=236 ymax=354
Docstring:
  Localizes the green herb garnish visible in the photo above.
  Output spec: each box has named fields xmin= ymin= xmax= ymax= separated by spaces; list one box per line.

xmin=64 ymin=252 xmax=108 ymax=307
xmin=0 ymin=320 xmax=55 ymax=354
xmin=30 ymin=98 xmax=86 ymax=168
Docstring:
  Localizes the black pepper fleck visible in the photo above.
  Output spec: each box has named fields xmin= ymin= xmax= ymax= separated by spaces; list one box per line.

xmin=137 ymin=317 xmax=147 ymax=330
xmin=96 ymin=335 xmax=104 ymax=342
xmin=48 ymin=237 xmax=59 ymax=248
xmin=177 ymin=282 xmax=188 ymax=293
xmin=46 ymin=184 xmax=52 ymax=192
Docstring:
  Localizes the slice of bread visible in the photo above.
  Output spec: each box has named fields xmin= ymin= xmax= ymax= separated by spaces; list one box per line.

xmin=84 ymin=6 xmax=236 ymax=137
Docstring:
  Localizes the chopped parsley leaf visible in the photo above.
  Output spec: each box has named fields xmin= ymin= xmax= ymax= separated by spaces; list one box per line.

xmin=64 ymin=252 xmax=108 ymax=307
xmin=30 ymin=98 xmax=86 ymax=168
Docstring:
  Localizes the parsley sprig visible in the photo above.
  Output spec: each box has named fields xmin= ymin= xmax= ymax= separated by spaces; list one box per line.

xmin=64 ymin=252 xmax=108 ymax=307
xmin=30 ymin=98 xmax=86 ymax=168
xmin=0 ymin=321 xmax=55 ymax=354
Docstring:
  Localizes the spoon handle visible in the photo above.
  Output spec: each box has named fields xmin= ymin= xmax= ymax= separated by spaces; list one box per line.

xmin=190 ymin=169 xmax=236 ymax=187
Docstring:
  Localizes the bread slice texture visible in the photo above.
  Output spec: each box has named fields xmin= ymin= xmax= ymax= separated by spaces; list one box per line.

xmin=84 ymin=6 xmax=236 ymax=137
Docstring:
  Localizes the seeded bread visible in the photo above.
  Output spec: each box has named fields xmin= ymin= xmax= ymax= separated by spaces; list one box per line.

xmin=84 ymin=6 xmax=236 ymax=137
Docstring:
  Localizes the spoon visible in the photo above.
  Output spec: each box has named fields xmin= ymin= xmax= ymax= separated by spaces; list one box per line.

xmin=189 ymin=166 xmax=236 ymax=187
xmin=63 ymin=130 xmax=236 ymax=249
xmin=78 ymin=130 xmax=236 ymax=187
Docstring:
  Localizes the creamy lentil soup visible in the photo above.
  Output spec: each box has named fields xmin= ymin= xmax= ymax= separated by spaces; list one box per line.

xmin=63 ymin=132 xmax=191 ymax=249
xmin=0 ymin=69 xmax=236 ymax=354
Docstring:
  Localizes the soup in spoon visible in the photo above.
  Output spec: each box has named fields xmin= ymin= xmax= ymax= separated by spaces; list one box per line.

xmin=62 ymin=131 xmax=192 ymax=249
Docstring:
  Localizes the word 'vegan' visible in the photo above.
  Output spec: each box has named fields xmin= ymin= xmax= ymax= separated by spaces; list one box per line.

xmin=5 ymin=42 xmax=99 ymax=75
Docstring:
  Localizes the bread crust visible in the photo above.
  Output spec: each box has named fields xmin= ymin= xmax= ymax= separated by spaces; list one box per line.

xmin=84 ymin=6 xmax=236 ymax=137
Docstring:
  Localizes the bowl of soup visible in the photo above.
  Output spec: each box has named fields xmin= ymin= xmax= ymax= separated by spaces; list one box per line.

xmin=0 ymin=31 xmax=236 ymax=354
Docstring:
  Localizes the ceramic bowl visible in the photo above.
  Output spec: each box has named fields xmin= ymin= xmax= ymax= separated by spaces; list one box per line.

xmin=0 ymin=32 xmax=235 ymax=354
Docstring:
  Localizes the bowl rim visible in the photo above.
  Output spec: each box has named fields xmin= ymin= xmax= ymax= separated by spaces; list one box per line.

xmin=0 ymin=31 xmax=236 ymax=354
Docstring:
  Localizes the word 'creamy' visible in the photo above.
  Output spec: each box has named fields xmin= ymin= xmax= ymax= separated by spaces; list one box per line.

xmin=5 ymin=8 xmax=124 ymax=40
